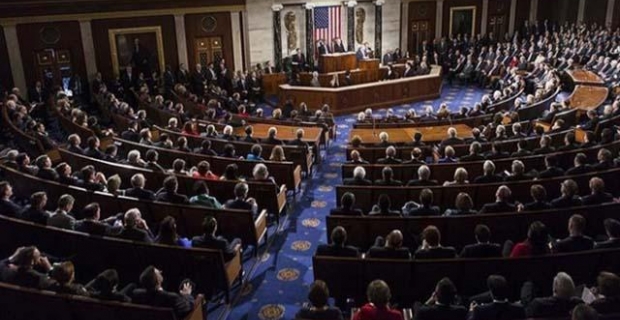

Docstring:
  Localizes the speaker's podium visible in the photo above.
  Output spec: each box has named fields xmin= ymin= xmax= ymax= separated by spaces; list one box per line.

xmin=319 ymin=52 xmax=357 ymax=73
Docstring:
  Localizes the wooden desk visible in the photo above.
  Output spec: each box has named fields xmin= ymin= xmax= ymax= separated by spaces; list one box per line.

xmin=566 ymin=85 xmax=609 ymax=114
xmin=319 ymin=53 xmax=357 ymax=73
xmin=358 ymin=59 xmax=380 ymax=70
xmin=262 ymin=73 xmax=287 ymax=96
xmin=567 ymin=69 xmax=605 ymax=86
xmin=279 ymin=66 xmax=442 ymax=115
xmin=233 ymin=122 xmax=323 ymax=151
xmin=349 ymin=124 xmax=472 ymax=144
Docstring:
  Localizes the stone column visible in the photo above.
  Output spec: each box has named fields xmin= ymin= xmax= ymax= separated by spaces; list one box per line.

xmin=401 ymin=1 xmax=409 ymax=53
xmin=508 ymin=0 xmax=517 ymax=35
xmin=607 ymin=0 xmax=615 ymax=27
xmin=577 ymin=0 xmax=585 ymax=22
xmin=79 ymin=19 xmax=97 ymax=83
xmin=481 ymin=0 xmax=489 ymax=35
xmin=3 ymin=24 xmax=26 ymax=93
xmin=374 ymin=0 xmax=384 ymax=58
xmin=347 ymin=1 xmax=356 ymax=51
xmin=305 ymin=3 xmax=315 ymax=68
xmin=230 ymin=11 xmax=243 ymax=71
xmin=174 ymin=14 xmax=189 ymax=71
xmin=272 ymin=4 xmax=283 ymax=72
xmin=436 ymin=0 xmax=444 ymax=39
xmin=529 ymin=0 xmax=538 ymax=23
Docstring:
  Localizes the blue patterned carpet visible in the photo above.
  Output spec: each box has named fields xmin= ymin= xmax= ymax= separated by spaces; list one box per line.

xmin=227 ymin=84 xmax=489 ymax=320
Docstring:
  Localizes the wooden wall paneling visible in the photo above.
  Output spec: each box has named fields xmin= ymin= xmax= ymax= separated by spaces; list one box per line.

xmin=16 ymin=21 xmax=86 ymax=90
xmin=615 ymin=0 xmax=620 ymax=28
xmin=583 ymin=0 xmax=607 ymax=25
xmin=514 ymin=0 xmax=530 ymax=32
xmin=408 ymin=1 xmax=436 ymax=55
xmin=184 ymin=12 xmax=234 ymax=72
xmin=538 ymin=0 xmax=560 ymax=24
xmin=487 ymin=0 xmax=510 ymax=38
xmin=0 ymin=26 xmax=13 ymax=90
xmin=563 ymin=0 xmax=580 ymax=23
xmin=443 ymin=0 xmax=483 ymax=37
xmin=91 ymin=15 xmax=178 ymax=81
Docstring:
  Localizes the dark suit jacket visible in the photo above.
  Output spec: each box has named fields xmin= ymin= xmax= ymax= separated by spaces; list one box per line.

xmin=191 ymin=234 xmax=238 ymax=262
xmin=523 ymin=201 xmax=552 ymax=211
xmin=116 ymin=227 xmax=153 ymax=243
xmin=551 ymin=196 xmax=582 ymax=209
xmin=377 ymin=157 xmax=403 ymax=165
xmin=460 ymin=154 xmax=485 ymax=162
xmin=553 ymin=235 xmax=594 ymax=253
xmin=538 ymin=166 xmax=565 ymax=179
xmin=329 ymin=207 xmax=363 ymax=216
xmin=525 ymin=296 xmax=583 ymax=318
xmin=468 ymin=301 xmax=525 ymax=320
xmin=581 ymin=192 xmax=614 ymax=206
xmin=121 ymin=129 xmax=140 ymax=142
xmin=0 ymin=199 xmax=22 ymax=218
xmin=131 ymin=289 xmax=194 ymax=319
xmin=316 ymin=244 xmax=359 ymax=257
xmin=414 ymin=303 xmax=468 ymax=320
xmin=459 ymin=243 xmax=502 ymax=258
xmin=125 ymin=187 xmax=156 ymax=201
xmin=566 ymin=165 xmax=592 ymax=176
xmin=473 ymin=174 xmax=504 ymax=184
xmin=74 ymin=220 xmax=115 ymax=236
xmin=367 ymin=247 xmax=411 ymax=259
xmin=343 ymin=177 xmax=372 ymax=186
xmin=590 ymin=296 xmax=620 ymax=314
xmin=594 ymin=238 xmax=620 ymax=250
xmin=2 ymin=266 xmax=54 ymax=289
xmin=155 ymin=191 xmax=189 ymax=204
xmin=406 ymin=179 xmax=439 ymax=187
xmin=21 ymin=206 xmax=51 ymax=225
xmin=36 ymin=168 xmax=59 ymax=181
xmin=414 ymin=247 xmax=457 ymax=260
xmin=407 ymin=205 xmax=440 ymax=216
xmin=479 ymin=201 xmax=516 ymax=214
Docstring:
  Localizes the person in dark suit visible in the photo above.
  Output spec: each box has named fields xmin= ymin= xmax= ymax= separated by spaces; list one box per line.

xmin=34 ymin=155 xmax=58 ymax=181
xmin=524 ymin=272 xmax=583 ymax=318
xmin=317 ymin=39 xmax=330 ymax=55
xmin=414 ymin=277 xmax=467 ymax=320
xmin=192 ymin=216 xmax=241 ymax=262
xmin=330 ymin=192 xmax=364 ymax=216
xmin=120 ymin=66 xmax=137 ymax=91
xmin=581 ymin=177 xmax=614 ymax=206
xmin=473 ymin=161 xmax=504 ymax=184
xmin=296 ymin=281 xmax=344 ymax=320
xmin=460 ymin=142 xmax=485 ymax=162
xmin=120 ymin=121 xmax=140 ymax=142
xmin=459 ymin=224 xmax=502 ymax=258
xmin=377 ymin=146 xmax=402 ymax=165
xmin=368 ymin=194 xmax=401 ymax=216
xmin=67 ymin=134 xmax=84 ymax=154
xmin=566 ymin=153 xmax=592 ymax=176
xmin=519 ymin=184 xmax=552 ymax=212
xmin=224 ymin=182 xmax=259 ymax=218
xmin=468 ymin=275 xmax=525 ymax=320
xmin=439 ymin=127 xmax=465 ymax=151
xmin=189 ymin=63 xmax=206 ymax=96
xmin=343 ymin=166 xmax=372 ymax=186
xmin=588 ymin=272 xmax=620 ymax=314
xmin=406 ymin=165 xmax=439 ymax=187
xmin=84 ymin=136 xmax=105 ymax=160
xmin=479 ymin=185 xmax=516 ymax=214
xmin=21 ymin=192 xmax=51 ymax=226
xmin=124 ymin=173 xmax=156 ymax=201
xmin=132 ymin=266 xmax=195 ymax=319
xmin=155 ymin=176 xmax=189 ymax=204
xmin=553 ymin=214 xmax=594 ymax=253
xmin=579 ymin=110 xmax=600 ymax=131
xmin=292 ymin=49 xmax=306 ymax=72
xmin=0 ymin=246 xmax=55 ymax=290
xmin=503 ymin=160 xmax=532 ymax=182
xmin=595 ymin=218 xmax=620 ymax=250
xmin=0 ymin=181 xmax=22 ymax=218
xmin=532 ymin=135 xmax=555 ymax=155
xmin=263 ymin=127 xmax=284 ymax=145
xmin=374 ymin=166 xmax=403 ymax=186
xmin=332 ymin=38 xmax=346 ymax=53
xmin=316 ymin=226 xmax=359 ymax=257
xmin=414 ymin=226 xmax=457 ymax=260
xmin=74 ymin=203 xmax=119 ymax=236
xmin=115 ymin=208 xmax=153 ymax=243
xmin=510 ymin=140 xmax=532 ymax=158
xmin=367 ymin=230 xmax=411 ymax=259
xmin=551 ymin=179 xmax=583 ymax=209
xmin=347 ymin=150 xmax=370 ymax=165
xmin=405 ymin=189 xmax=440 ymax=216
xmin=538 ymin=155 xmax=565 ymax=179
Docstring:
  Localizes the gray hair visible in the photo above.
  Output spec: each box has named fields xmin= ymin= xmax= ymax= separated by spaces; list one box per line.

xmin=418 ymin=165 xmax=431 ymax=180
xmin=553 ymin=272 xmax=575 ymax=298
xmin=353 ymin=166 xmax=366 ymax=179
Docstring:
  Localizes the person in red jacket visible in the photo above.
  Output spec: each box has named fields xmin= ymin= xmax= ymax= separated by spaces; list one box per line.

xmin=353 ymin=280 xmax=403 ymax=320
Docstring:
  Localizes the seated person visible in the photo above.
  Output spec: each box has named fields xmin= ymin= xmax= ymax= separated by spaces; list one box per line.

xmin=581 ymin=177 xmax=613 ymax=206
xmin=594 ymin=218 xmax=620 ymax=249
xmin=49 ymin=261 xmax=89 ymax=296
xmin=374 ymin=166 xmax=403 ymax=186
xmin=511 ymin=139 xmax=532 ymax=157
xmin=443 ymin=192 xmax=476 ymax=216
xmin=125 ymin=173 xmax=155 ymax=200
xmin=414 ymin=277 xmax=467 ymax=320
xmin=191 ymin=161 xmax=219 ymax=180
xmin=459 ymin=224 xmax=501 ymax=258
xmin=155 ymin=176 xmax=189 ymax=204
xmin=0 ymin=181 xmax=22 ymax=218
xmin=509 ymin=221 xmax=550 ymax=258
xmin=368 ymin=194 xmax=401 ymax=216
xmin=533 ymin=135 xmax=555 ymax=155
xmin=460 ymin=142 xmax=484 ymax=162
xmin=316 ymin=226 xmax=359 ymax=257
xmin=537 ymin=155 xmax=565 ymax=179
xmin=404 ymin=188 xmax=440 ymax=216
xmin=468 ymin=275 xmax=525 ymax=320
xmin=524 ymin=272 xmax=583 ymax=318
xmin=443 ymin=167 xmax=469 ymax=186
xmin=588 ymin=272 xmax=620 ymax=314
xmin=189 ymin=181 xmax=222 ymax=209
xmin=352 ymin=280 xmax=403 ymax=320
xmin=348 ymin=150 xmax=370 ymax=164
xmin=414 ymin=225 xmax=457 ymax=260
xmin=343 ymin=166 xmax=372 ymax=186
xmin=85 ymin=269 xmax=131 ymax=302
xmin=439 ymin=127 xmax=465 ymax=150
xmin=296 ymin=280 xmax=344 ymax=320
xmin=21 ymin=191 xmax=51 ymax=226
xmin=330 ymin=192 xmax=364 ymax=216
xmin=191 ymin=216 xmax=241 ymax=262
xmin=403 ymin=147 xmax=426 ymax=164
xmin=551 ymin=179 xmax=583 ymax=208
xmin=553 ymin=214 xmax=594 ymax=253
xmin=375 ymin=131 xmax=392 ymax=148
xmin=566 ymin=153 xmax=592 ymax=176
xmin=518 ymin=184 xmax=552 ymax=212
xmin=438 ymin=146 xmax=458 ymax=164
xmin=115 ymin=208 xmax=154 ymax=243
xmin=366 ymin=230 xmax=411 ymax=259
xmin=74 ymin=203 xmax=118 ymax=236
xmin=377 ymin=146 xmax=402 ymax=164
xmin=35 ymin=155 xmax=58 ymax=181
xmin=0 ymin=246 xmax=55 ymax=289
xmin=132 ymin=266 xmax=195 ymax=319
xmin=591 ymin=148 xmax=615 ymax=170
xmin=479 ymin=185 xmax=516 ymax=214
xmin=473 ymin=160 xmax=503 ymax=184
xmin=246 ymin=144 xmax=264 ymax=161
xmin=504 ymin=160 xmax=532 ymax=182
xmin=406 ymin=165 xmax=438 ymax=186
xmin=263 ymin=127 xmax=284 ymax=145
xmin=224 ymin=182 xmax=259 ymax=218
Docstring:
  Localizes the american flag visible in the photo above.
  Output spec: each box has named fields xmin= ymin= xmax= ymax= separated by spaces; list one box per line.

xmin=314 ymin=6 xmax=341 ymax=47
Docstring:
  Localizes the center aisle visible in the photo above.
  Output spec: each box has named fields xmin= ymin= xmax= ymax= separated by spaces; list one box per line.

xmin=227 ymin=84 xmax=486 ymax=319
